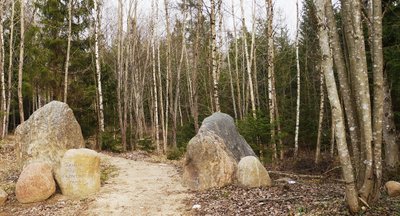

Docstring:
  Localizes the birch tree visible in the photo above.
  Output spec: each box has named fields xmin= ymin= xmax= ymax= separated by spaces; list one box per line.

xmin=211 ymin=0 xmax=220 ymax=112
xmin=4 ymin=0 xmax=15 ymax=137
xmin=240 ymin=0 xmax=256 ymax=118
xmin=0 ymin=0 xmax=5 ymax=136
xmin=18 ymin=0 xmax=25 ymax=123
xmin=94 ymin=0 xmax=105 ymax=137
xmin=294 ymin=0 xmax=301 ymax=157
xmin=315 ymin=72 xmax=324 ymax=164
xmin=266 ymin=0 xmax=277 ymax=160
xmin=63 ymin=0 xmax=72 ymax=103
xmin=314 ymin=0 xmax=360 ymax=212
xmin=116 ymin=0 xmax=127 ymax=151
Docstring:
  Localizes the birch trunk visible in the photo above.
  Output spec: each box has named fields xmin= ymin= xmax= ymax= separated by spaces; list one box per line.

xmin=0 ymin=0 xmax=5 ymax=137
xmin=266 ymin=0 xmax=277 ymax=160
xmin=316 ymin=0 xmax=360 ymax=212
xmin=240 ymin=0 xmax=256 ymax=118
xmin=157 ymin=43 xmax=166 ymax=152
xmin=117 ymin=0 xmax=126 ymax=151
xmin=173 ymin=0 xmax=188 ymax=148
xmin=94 ymin=0 xmax=104 ymax=135
xmin=294 ymin=0 xmax=301 ymax=157
xmin=63 ymin=0 xmax=72 ymax=103
xmin=151 ymin=0 xmax=159 ymax=152
xmin=231 ymin=0 xmax=242 ymax=119
xmin=163 ymin=0 xmax=171 ymax=152
xmin=211 ymin=0 xmax=220 ymax=112
xmin=18 ymin=0 xmax=25 ymax=123
xmin=315 ymin=72 xmax=325 ymax=164
xmin=4 ymin=0 xmax=15 ymax=137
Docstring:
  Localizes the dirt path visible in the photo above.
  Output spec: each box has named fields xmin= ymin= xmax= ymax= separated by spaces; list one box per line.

xmin=85 ymin=154 xmax=190 ymax=216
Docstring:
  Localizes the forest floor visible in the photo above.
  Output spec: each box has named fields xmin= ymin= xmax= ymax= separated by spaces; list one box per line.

xmin=1 ymin=138 xmax=399 ymax=215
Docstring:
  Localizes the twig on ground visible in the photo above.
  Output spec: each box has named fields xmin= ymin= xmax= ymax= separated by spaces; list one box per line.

xmin=258 ymin=196 xmax=304 ymax=203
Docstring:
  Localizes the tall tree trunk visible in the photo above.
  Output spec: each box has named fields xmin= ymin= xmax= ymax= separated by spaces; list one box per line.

xmin=117 ymin=0 xmax=126 ymax=151
xmin=371 ymin=0 xmax=384 ymax=201
xmin=18 ymin=0 xmax=25 ymax=123
xmin=0 ymin=0 xmax=5 ymax=137
xmin=294 ymin=0 xmax=301 ymax=157
xmin=4 ymin=0 xmax=15 ymax=137
xmin=157 ymin=43 xmax=166 ymax=151
xmin=325 ymin=0 xmax=360 ymax=175
xmin=240 ymin=0 xmax=256 ymax=118
xmin=266 ymin=0 xmax=277 ymax=160
xmin=315 ymin=0 xmax=360 ymax=212
xmin=210 ymin=0 xmax=220 ymax=112
xmin=94 ymin=0 xmax=104 ymax=136
xmin=231 ymin=0 xmax=242 ymax=119
xmin=172 ymin=0 xmax=187 ymax=148
xmin=63 ymin=0 xmax=72 ymax=103
xmin=342 ymin=0 xmax=374 ymax=201
xmin=163 ymin=0 xmax=171 ymax=153
xmin=383 ymin=75 xmax=399 ymax=169
xmin=315 ymin=72 xmax=325 ymax=164
xmin=151 ymin=0 xmax=160 ymax=152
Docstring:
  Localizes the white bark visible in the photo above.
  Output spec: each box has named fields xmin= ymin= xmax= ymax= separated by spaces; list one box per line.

xmin=294 ymin=0 xmax=301 ymax=157
xmin=211 ymin=0 xmax=220 ymax=112
xmin=0 ymin=0 xmax=5 ymax=137
xmin=266 ymin=0 xmax=277 ymax=160
xmin=94 ymin=0 xmax=104 ymax=133
xmin=4 ymin=0 xmax=15 ymax=137
xmin=63 ymin=0 xmax=72 ymax=103
xmin=240 ymin=0 xmax=256 ymax=118
xmin=315 ymin=72 xmax=325 ymax=164
xmin=18 ymin=0 xmax=25 ymax=123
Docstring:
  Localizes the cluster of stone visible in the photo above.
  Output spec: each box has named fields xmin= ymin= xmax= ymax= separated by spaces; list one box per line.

xmin=11 ymin=101 xmax=100 ymax=204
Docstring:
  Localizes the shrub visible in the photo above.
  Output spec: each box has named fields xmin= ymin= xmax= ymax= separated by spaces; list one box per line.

xmin=167 ymin=147 xmax=185 ymax=160
xmin=137 ymin=137 xmax=155 ymax=153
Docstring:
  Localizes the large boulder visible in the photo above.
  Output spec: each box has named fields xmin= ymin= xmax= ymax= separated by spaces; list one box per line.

xmin=15 ymin=101 xmax=84 ymax=169
xmin=237 ymin=156 xmax=272 ymax=188
xmin=55 ymin=148 xmax=100 ymax=198
xmin=385 ymin=181 xmax=400 ymax=197
xmin=183 ymin=112 xmax=256 ymax=190
xmin=0 ymin=188 xmax=7 ymax=206
xmin=15 ymin=162 xmax=56 ymax=203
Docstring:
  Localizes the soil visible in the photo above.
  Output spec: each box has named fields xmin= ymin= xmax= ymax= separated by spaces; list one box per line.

xmin=83 ymin=153 xmax=189 ymax=216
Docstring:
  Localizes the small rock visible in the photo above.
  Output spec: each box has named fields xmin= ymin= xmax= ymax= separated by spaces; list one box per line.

xmin=0 ymin=188 xmax=8 ymax=205
xmin=192 ymin=204 xmax=201 ymax=209
xmin=55 ymin=148 xmax=100 ymax=198
xmin=15 ymin=162 xmax=56 ymax=203
xmin=385 ymin=181 xmax=400 ymax=197
xmin=237 ymin=156 xmax=272 ymax=187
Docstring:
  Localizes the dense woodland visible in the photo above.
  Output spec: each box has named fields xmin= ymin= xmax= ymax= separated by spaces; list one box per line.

xmin=0 ymin=0 xmax=399 ymax=213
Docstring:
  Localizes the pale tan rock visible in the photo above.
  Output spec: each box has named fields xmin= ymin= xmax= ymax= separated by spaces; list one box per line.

xmin=0 ymin=188 xmax=7 ymax=206
xmin=15 ymin=162 xmax=56 ymax=203
xmin=183 ymin=112 xmax=256 ymax=190
xmin=55 ymin=148 xmax=100 ymax=198
xmin=385 ymin=181 xmax=400 ymax=197
xmin=237 ymin=156 xmax=272 ymax=188
xmin=15 ymin=101 xmax=84 ymax=170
